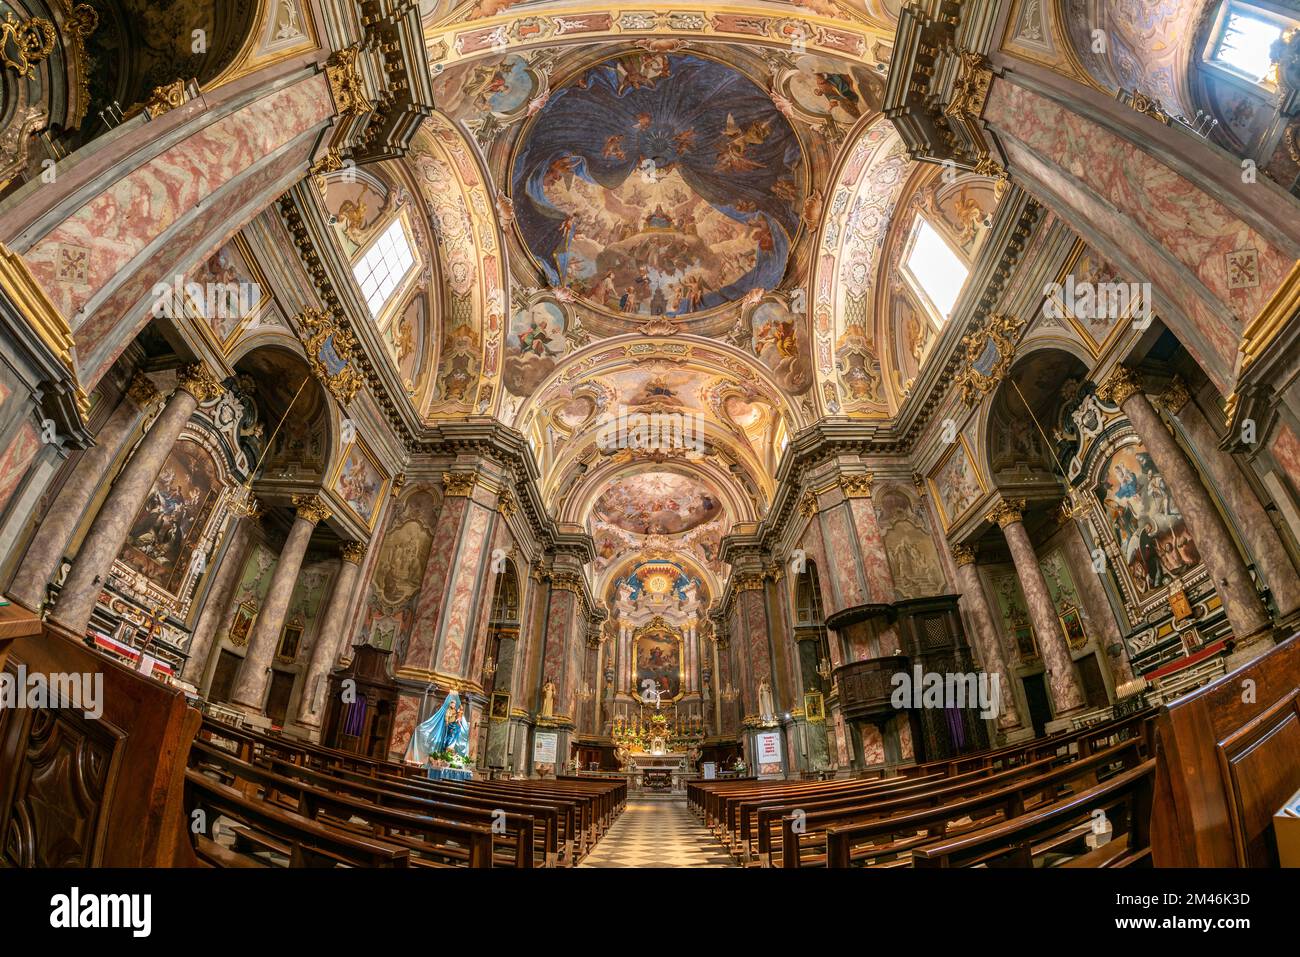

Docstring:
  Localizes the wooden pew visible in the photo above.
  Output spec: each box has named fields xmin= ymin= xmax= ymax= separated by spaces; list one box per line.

xmin=905 ymin=760 xmax=1156 ymax=868
xmin=1151 ymin=631 xmax=1300 ymax=866
xmin=803 ymin=738 xmax=1148 ymax=867
xmin=0 ymin=620 xmax=198 ymax=866
xmin=188 ymin=741 xmax=505 ymax=867
xmin=179 ymin=770 xmax=422 ymax=867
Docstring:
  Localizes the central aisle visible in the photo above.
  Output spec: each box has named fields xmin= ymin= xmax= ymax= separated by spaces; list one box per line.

xmin=580 ymin=799 xmax=738 ymax=868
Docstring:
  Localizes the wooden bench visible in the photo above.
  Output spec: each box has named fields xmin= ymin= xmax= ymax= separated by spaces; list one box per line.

xmin=1151 ymin=631 xmax=1300 ymax=866
xmin=805 ymin=738 xmax=1148 ymax=867
xmin=0 ymin=620 xmax=198 ymax=866
xmin=190 ymin=740 xmax=520 ymax=867
xmin=180 ymin=769 xmax=425 ymax=867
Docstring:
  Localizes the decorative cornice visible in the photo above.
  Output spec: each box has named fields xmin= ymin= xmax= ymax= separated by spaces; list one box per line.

xmin=293 ymin=493 xmax=332 ymax=526
xmin=951 ymin=543 xmax=977 ymax=566
xmin=340 ymin=541 xmax=367 ymax=564
xmin=799 ymin=489 xmax=820 ymax=518
xmin=839 ymin=472 xmax=874 ymax=499
xmin=442 ymin=471 xmax=478 ymax=498
xmin=986 ymin=498 xmax=1026 ymax=529
xmin=1097 ymin=366 xmax=1143 ymax=407
xmin=176 ymin=363 xmax=223 ymax=403
xmin=140 ymin=78 xmax=191 ymax=119
xmin=944 ymin=50 xmax=993 ymax=122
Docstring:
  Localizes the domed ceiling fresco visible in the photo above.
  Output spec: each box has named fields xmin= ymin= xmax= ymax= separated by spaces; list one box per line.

xmin=509 ymin=51 xmax=806 ymax=319
xmin=335 ymin=14 xmax=1008 ymax=617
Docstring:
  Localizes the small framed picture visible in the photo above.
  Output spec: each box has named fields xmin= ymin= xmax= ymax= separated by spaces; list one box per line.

xmin=1058 ymin=607 xmax=1088 ymax=651
xmin=804 ymin=691 xmax=825 ymax=723
xmin=490 ymin=691 xmax=511 ymax=721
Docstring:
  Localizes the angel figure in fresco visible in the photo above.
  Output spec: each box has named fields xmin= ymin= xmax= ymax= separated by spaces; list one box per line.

xmin=517 ymin=316 xmax=553 ymax=356
xmin=405 ymin=690 xmax=470 ymax=766
xmin=603 ymin=134 xmax=626 ymax=160
xmin=465 ymin=61 xmax=512 ymax=112
xmin=812 ymin=73 xmax=861 ymax=118
xmin=336 ymin=199 xmax=368 ymax=242
xmin=756 ymin=313 xmax=799 ymax=359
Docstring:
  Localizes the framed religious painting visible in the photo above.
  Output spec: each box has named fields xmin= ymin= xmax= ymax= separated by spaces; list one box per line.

xmin=927 ymin=434 xmax=988 ymax=531
xmin=490 ymin=692 xmax=511 ymax=721
xmin=804 ymin=691 xmax=825 ymax=723
xmin=228 ymin=600 xmax=257 ymax=648
xmin=1058 ymin=606 xmax=1087 ymax=651
xmin=329 ymin=434 xmax=390 ymax=530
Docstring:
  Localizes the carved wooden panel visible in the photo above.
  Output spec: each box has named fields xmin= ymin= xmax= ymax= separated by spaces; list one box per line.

xmin=0 ymin=656 xmax=124 ymax=866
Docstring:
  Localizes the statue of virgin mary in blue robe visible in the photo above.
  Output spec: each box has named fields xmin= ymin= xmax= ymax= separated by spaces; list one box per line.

xmin=405 ymin=690 xmax=470 ymax=765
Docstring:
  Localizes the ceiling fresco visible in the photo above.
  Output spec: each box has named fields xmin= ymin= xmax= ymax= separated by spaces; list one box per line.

xmin=591 ymin=470 xmax=724 ymax=535
xmin=509 ymin=51 xmax=807 ymax=319
xmin=311 ymin=16 xmax=1027 ymax=619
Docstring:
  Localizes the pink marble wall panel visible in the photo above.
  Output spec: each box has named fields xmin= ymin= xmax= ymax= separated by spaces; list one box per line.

xmin=896 ymin=715 xmax=913 ymax=761
xmin=404 ymin=496 xmax=467 ymax=671
xmin=741 ymin=588 xmax=772 ymax=696
xmin=1272 ymin=423 xmax=1300 ymax=496
xmin=849 ymin=497 xmax=895 ymax=603
xmin=0 ymin=421 xmax=39 ymax=516
xmin=26 ymin=75 xmax=331 ymax=335
xmin=823 ymin=505 xmax=866 ymax=611
xmin=860 ymin=723 xmax=884 ymax=766
xmin=988 ymin=82 xmax=1293 ymax=390
xmin=437 ymin=503 xmax=492 ymax=675
xmin=541 ymin=587 xmax=574 ymax=698
xmin=390 ymin=693 xmax=422 ymax=762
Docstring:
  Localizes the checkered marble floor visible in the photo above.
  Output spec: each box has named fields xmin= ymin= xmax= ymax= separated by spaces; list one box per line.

xmin=580 ymin=799 xmax=737 ymax=868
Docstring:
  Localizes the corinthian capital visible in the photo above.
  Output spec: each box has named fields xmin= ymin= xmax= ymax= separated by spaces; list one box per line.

xmin=292 ymin=493 xmax=332 ymax=525
xmin=176 ymin=363 xmax=223 ymax=403
xmin=1098 ymin=366 xmax=1143 ymax=407
xmin=126 ymin=372 xmax=162 ymax=408
xmin=340 ymin=541 xmax=367 ymax=564
xmin=986 ymin=498 xmax=1026 ymax=529
xmin=951 ymin=543 xmax=977 ymax=566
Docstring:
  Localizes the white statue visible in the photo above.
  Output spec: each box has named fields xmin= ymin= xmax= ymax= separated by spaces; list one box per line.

xmin=758 ymin=679 xmax=775 ymax=723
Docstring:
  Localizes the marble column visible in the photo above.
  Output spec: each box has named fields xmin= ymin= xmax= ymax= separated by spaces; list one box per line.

xmin=989 ymin=499 xmax=1087 ymax=716
xmin=1100 ymin=368 xmax=1273 ymax=647
xmin=1160 ymin=377 xmax=1300 ymax=620
xmin=8 ymin=372 xmax=163 ymax=612
xmin=950 ymin=544 xmax=1022 ymax=730
xmin=50 ymin=365 xmax=223 ymax=636
xmin=295 ymin=540 xmax=366 ymax=730
xmin=230 ymin=494 xmax=331 ymax=712
xmin=1061 ymin=521 xmax=1135 ymax=687
xmin=183 ymin=517 xmax=254 ymax=686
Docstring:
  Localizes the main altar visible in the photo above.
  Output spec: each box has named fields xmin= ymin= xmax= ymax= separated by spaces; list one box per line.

xmin=613 ymin=706 xmax=703 ymax=794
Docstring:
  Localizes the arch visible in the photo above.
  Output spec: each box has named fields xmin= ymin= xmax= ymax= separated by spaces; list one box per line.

xmin=228 ymin=343 xmax=340 ymax=494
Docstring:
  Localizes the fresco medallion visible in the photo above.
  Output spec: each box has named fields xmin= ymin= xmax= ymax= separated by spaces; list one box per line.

xmin=510 ymin=52 xmax=806 ymax=319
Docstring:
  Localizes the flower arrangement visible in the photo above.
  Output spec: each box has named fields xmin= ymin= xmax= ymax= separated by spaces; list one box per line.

xmin=429 ymin=748 xmax=470 ymax=770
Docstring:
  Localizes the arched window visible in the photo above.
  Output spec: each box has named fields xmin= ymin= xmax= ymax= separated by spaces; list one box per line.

xmin=901 ymin=215 xmax=970 ymax=326
xmin=353 ymin=216 xmax=417 ymax=318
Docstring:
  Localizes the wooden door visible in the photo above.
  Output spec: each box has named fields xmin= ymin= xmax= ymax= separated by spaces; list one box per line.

xmin=265 ymin=669 xmax=296 ymax=727
xmin=208 ymin=650 xmax=241 ymax=703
